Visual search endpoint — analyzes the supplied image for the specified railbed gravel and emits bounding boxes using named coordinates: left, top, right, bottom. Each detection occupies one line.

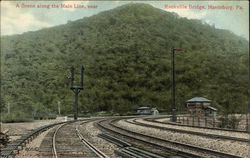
left=1, top=119, right=64, bottom=142
left=117, top=119, right=249, bottom=158
left=2, top=118, right=120, bottom=158
left=138, top=117, right=250, bottom=139
left=78, top=120, right=121, bottom=158
left=15, top=126, right=57, bottom=158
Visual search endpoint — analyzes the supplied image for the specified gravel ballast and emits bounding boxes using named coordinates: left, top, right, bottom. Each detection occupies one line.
left=117, top=119, right=249, bottom=158
left=139, top=117, right=250, bottom=139
left=79, top=120, right=122, bottom=158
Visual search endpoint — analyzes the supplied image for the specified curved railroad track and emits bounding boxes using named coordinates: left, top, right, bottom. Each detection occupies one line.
left=96, top=117, right=242, bottom=158
left=146, top=116, right=248, bottom=133
left=125, top=118, right=250, bottom=143
left=51, top=119, right=109, bottom=158
left=0, top=121, right=69, bottom=158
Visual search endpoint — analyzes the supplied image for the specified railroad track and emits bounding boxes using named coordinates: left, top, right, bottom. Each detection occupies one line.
left=97, top=117, right=242, bottom=158
left=99, top=133, right=166, bottom=158
left=75, top=125, right=108, bottom=158
left=97, top=118, right=183, bottom=158
left=0, top=121, right=73, bottom=158
left=125, top=118, right=250, bottom=143
left=51, top=119, right=109, bottom=158
left=145, top=116, right=248, bottom=133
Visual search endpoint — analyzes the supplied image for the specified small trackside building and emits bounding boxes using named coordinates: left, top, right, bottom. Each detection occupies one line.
left=137, top=107, right=152, bottom=115
left=136, top=106, right=159, bottom=115
left=186, top=97, right=217, bottom=117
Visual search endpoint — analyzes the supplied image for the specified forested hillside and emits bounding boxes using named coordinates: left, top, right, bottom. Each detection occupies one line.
left=1, top=3, right=249, bottom=121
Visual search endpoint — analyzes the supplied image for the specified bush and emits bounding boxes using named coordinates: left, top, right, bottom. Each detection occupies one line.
left=218, top=115, right=240, bottom=129
left=48, top=113, right=57, bottom=120
left=1, top=111, right=33, bottom=123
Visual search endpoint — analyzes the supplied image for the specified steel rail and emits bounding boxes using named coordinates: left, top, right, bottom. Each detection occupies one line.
left=0, top=121, right=67, bottom=158
left=113, top=118, right=242, bottom=158
left=52, top=119, right=108, bottom=158
left=126, top=118, right=250, bottom=143
left=52, top=123, right=66, bottom=158
left=76, top=125, right=109, bottom=158
left=98, top=118, right=241, bottom=158
left=97, top=119, right=202, bottom=158
left=99, top=133, right=166, bottom=158
left=145, top=116, right=248, bottom=133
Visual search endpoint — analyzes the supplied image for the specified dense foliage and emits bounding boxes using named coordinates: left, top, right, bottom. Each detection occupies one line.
left=1, top=4, right=249, bottom=121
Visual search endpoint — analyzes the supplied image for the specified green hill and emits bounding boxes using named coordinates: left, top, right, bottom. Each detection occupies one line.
left=1, top=3, right=249, bottom=120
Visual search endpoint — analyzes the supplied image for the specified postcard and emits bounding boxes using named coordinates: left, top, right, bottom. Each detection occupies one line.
left=1, top=1, right=249, bottom=158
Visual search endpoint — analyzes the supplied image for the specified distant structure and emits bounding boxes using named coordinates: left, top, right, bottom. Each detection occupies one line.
left=136, top=106, right=159, bottom=115
left=186, top=97, right=217, bottom=117
left=151, top=107, right=159, bottom=116
left=137, top=107, right=151, bottom=115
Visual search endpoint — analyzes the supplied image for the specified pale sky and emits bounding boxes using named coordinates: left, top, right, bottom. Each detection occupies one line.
left=1, top=1, right=249, bottom=40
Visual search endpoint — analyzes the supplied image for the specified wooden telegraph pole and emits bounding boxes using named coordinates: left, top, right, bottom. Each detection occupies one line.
left=171, top=48, right=182, bottom=122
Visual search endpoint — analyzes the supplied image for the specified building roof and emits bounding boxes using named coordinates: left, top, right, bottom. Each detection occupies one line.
left=137, top=106, right=151, bottom=110
left=206, top=106, right=217, bottom=111
left=186, top=97, right=211, bottom=103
